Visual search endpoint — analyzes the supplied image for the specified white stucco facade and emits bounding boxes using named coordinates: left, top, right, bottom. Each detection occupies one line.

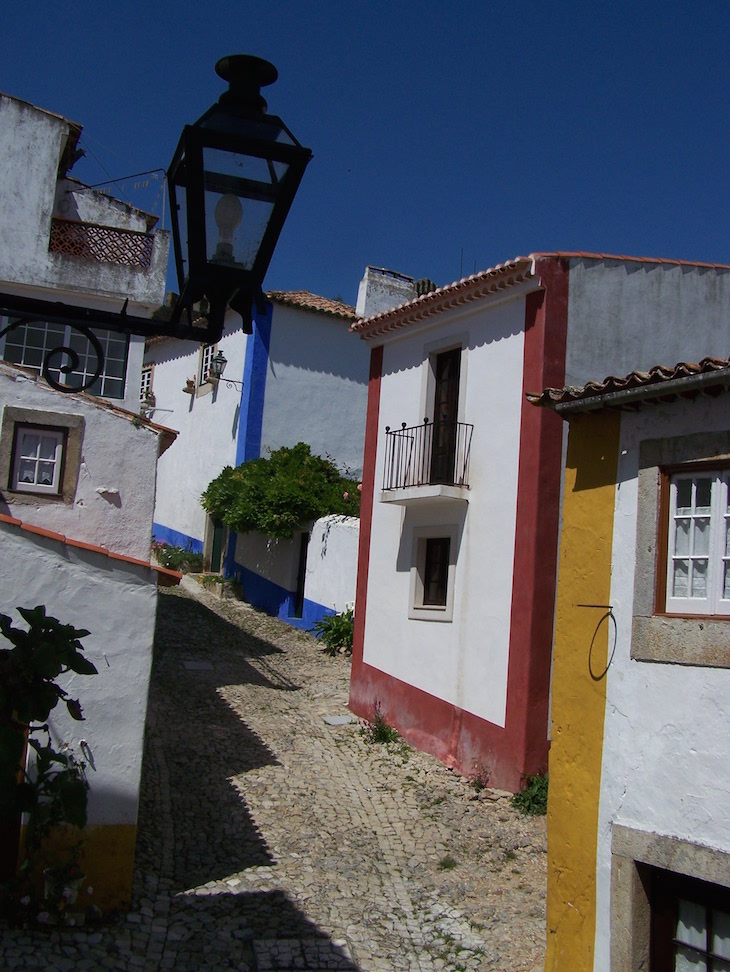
left=147, top=294, right=369, bottom=557
left=592, top=394, right=730, bottom=968
left=362, top=289, right=529, bottom=725
left=0, top=92, right=169, bottom=413
left=565, top=257, right=730, bottom=385
left=0, top=364, right=164, bottom=560
left=0, top=524, right=158, bottom=828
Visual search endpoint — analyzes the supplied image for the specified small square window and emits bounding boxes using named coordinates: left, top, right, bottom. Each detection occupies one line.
left=409, top=524, right=458, bottom=622
left=11, top=425, right=65, bottom=494
left=199, top=344, right=216, bottom=385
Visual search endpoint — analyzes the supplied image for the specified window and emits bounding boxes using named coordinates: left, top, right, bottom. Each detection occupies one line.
left=1, top=320, right=128, bottom=399
left=199, top=344, right=216, bottom=385
left=611, top=825, right=730, bottom=972
left=423, top=537, right=450, bottom=606
left=665, top=471, right=730, bottom=616
left=11, top=426, right=65, bottom=494
left=0, top=407, right=84, bottom=505
left=650, top=871, right=730, bottom=970
left=632, top=432, right=730, bottom=667
left=140, top=364, right=153, bottom=404
left=409, top=524, right=458, bottom=621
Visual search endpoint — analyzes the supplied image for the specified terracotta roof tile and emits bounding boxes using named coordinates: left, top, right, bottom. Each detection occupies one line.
left=0, top=513, right=181, bottom=587
left=350, top=258, right=535, bottom=339
left=267, top=291, right=357, bottom=320
left=528, top=357, right=730, bottom=412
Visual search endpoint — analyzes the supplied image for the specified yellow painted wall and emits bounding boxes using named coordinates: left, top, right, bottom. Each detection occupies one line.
left=545, top=410, right=620, bottom=971
left=23, top=823, right=137, bottom=913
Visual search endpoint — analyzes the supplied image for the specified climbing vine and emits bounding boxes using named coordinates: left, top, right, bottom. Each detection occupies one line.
left=201, top=442, right=360, bottom=541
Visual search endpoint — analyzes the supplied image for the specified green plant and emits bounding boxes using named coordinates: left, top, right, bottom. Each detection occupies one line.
left=311, top=607, right=354, bottom=656
left=511, top=772, right=548, bottom=816
left=0, top=607, right=96, bottom=915
left=359, top=701, right=400, bottom=745
left=201, top=442, right=361, bottom=541
left=438, top=855, right=458, bottom=870
left=151, top=540, right=205, bottom=573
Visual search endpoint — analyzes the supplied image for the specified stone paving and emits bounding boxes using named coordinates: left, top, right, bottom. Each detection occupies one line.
left=0, top=580, right=547, bottom=971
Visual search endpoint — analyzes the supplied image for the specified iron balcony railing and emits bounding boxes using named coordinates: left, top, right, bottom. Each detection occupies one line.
left=49, top=217, right=154, bottom=270
left=383, top=419, right=473, bottom=491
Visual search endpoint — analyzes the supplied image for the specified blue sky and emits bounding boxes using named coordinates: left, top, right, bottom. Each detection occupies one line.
left=3, top=1, right=728, bottom=304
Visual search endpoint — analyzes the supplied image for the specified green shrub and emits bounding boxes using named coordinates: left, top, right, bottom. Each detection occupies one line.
left=511, top=773, right=548, bottom=816
left=201, top=442, right=360, bottom=541
left=311, top=608, right=354, bottom=656
left=151, top=540, right=205, bottom=573
left=360, top=701, right=400, bottom=745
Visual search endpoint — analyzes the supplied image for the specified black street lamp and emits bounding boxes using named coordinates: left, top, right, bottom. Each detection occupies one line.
left=0, top=54, right=311, bottom=391
left=167, top=55, right=313, bottom=341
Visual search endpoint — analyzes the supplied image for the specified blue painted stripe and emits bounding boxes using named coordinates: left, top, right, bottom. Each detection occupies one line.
left=236, top=302, right=272, bottom=466
left=231, top=562, right=336, bottom=631
left=152, top=523, right=203, bottom=553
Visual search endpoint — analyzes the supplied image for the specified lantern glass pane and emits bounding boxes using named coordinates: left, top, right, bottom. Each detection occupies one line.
left=170, top=171, right=189, bottom=284
left=203, top=146, right=287, bottom=270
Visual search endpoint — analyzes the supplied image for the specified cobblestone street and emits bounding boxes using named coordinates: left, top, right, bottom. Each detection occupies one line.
left=0, top=580, right=546, bottom=971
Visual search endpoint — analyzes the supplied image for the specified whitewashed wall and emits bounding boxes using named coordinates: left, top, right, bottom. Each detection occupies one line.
left=362, top=292, right=527, bottom=726
left=0, top=94, right=168, bottom=308
left=0, top=366, right=161, bottom=560
left=0, top=523, right=157, bottom=828
left=147, top=322, right=248, bottom=547
left=566, top=258, right=730, bottom=385
left=262, top=302, right=369, bottom=477
left=304, top=515, right=359, bottom=612
left=592, top=394, right=730, bottom=968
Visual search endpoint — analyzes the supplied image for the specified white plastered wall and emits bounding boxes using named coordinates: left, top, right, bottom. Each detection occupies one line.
left=147, top=322, right=248, bottom=544
left=0, top=367, right=160, bottom=560
left=362, top=293, right=526, bottom=725
left=593, top=394, right=730, bottom=968
left=261, top=303, right=369, bottom=477
left=304, top=514, right=359, bottom=612
left=0, top=524, right=157, bottom=827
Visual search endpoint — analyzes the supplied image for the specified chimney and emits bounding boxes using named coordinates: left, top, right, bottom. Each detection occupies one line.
left=355, top=266, right=417, bottom=319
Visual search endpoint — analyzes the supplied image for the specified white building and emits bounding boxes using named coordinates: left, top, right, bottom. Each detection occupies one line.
left=534, top=355, right=730, bottom=970
left=0, top=91, right=174, bottom=910
left=0, top=91, right=169, bottom=410
left=0, top=363, right=179, bottom=911
left=349, top=252, right=730, bottom=792
left=145, top=288, right=373, bottom=626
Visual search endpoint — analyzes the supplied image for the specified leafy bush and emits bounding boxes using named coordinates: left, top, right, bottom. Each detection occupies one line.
left=311, top=608, right=354, bottom=656
left=151, top=540, right=205, bottom=573
left=201, top=442, right=360, bottom=541
left=0, top=606, right=96, bottom=895
left=359, top=701, right=400, bottom=745
left=511, top=773, right=548, bottom=816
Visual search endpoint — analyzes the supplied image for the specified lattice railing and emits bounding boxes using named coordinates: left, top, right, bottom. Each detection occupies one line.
left=49, top=217, right=154, bottom=269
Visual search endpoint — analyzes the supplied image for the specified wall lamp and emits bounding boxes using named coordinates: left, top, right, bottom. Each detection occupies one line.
left=0, top=55, right=311, bottom=393
left=207, top=350, right=243, bottom=390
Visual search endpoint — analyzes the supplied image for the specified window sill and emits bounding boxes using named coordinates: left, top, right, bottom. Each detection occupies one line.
left=632, top=613, right=730, bottom=667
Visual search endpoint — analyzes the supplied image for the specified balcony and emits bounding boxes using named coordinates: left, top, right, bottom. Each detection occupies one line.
left=381, top=419, right=473, bottom=504
left=49, top=217, right=154, bottom=270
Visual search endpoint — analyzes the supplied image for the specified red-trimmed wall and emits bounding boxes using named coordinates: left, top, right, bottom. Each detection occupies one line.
left=350, top=260, right=569, bottom=790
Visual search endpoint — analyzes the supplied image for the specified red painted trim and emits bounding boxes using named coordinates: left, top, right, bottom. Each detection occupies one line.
left=0, top=514, right=181, bottom=585
left=350, top=345, right=383, bottom=681
left=349, top=260, right=570, bottom=790
left=503, top=258, right=569, bottom=776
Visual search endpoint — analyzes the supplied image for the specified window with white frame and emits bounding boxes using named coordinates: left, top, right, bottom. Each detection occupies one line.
left=10, top=425, right=65, bottom=494
left=0, top=407, right=84, bottom=505
left=409, top=523, right=459, bottom=622
left=199, top=343, right=216, bottom=385
left=665, top=470, right=730, bottom=616
left=1, top=320, right=129, bottom=399
left=140, top=364, right=153, bottom=404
